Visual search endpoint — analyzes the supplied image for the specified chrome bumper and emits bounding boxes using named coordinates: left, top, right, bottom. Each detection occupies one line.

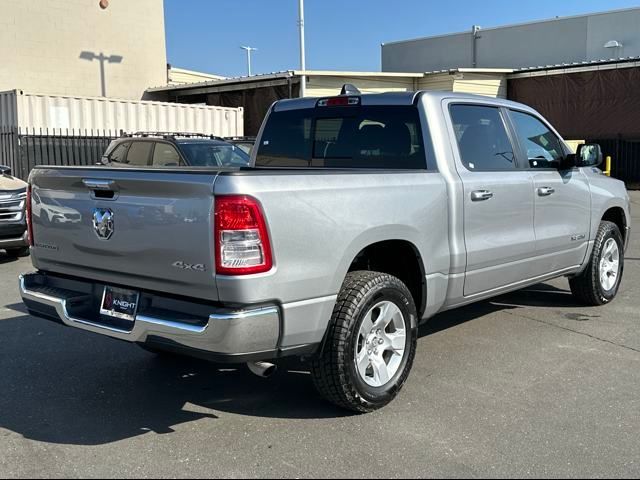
left=19, top=273, right=280, bottom=358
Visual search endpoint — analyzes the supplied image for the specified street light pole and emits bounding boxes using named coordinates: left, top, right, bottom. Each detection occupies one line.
left=79, top=51, right=123, bottom=97
left=240, top=46, right=257, bottom=77
left=298, top=0, right=306, bottom=97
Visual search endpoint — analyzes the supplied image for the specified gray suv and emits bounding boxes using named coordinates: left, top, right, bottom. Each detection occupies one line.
left=0, top=165, right=29, bottom=257
left=102, top=132, right=251, bottom=168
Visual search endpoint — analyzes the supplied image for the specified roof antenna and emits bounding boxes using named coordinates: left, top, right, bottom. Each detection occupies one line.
left=341, top=84, right=361, bottom=95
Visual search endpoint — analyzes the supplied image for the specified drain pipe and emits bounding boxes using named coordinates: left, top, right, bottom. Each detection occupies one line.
left=471, top=25, right=482, bottom=68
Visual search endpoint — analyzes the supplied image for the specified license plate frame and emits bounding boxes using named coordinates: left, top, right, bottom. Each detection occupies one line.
left=99, top=286, right=140, bottom=323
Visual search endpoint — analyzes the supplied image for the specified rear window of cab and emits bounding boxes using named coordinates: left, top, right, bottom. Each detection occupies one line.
left=255, top=106, right=430, bottom=170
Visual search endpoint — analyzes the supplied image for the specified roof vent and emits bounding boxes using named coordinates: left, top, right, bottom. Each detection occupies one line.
left=340, top=84, right=361, bottom=95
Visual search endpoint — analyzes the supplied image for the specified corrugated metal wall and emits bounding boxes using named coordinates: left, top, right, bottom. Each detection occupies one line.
left=0, top=90, right=244, bottom=137
left=382, top=8, right=640, bottom=73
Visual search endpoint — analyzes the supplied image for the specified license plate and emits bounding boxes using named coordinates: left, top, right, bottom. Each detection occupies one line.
left=100, top=286, right=140, bottom=322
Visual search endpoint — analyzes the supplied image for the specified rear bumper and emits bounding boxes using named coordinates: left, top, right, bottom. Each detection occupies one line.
left=19, top=272, right=313, bottom=363
left=0, top=226, right=28, bottom=249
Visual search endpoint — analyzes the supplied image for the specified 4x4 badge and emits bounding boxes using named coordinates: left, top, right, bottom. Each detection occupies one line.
left=92, top=208, right=114, bottom=240
left=172, top=261, right=206, bottom=272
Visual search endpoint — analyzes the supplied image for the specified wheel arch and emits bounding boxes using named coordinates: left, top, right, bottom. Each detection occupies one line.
left=601, top=206, right=628, bottom=244
left=344, top=238, right=427, bottom=319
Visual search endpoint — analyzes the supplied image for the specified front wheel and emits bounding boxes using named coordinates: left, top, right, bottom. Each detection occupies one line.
left=311, top=271, right=418, bottom=413
left=569, top=221, right=624, bottom=306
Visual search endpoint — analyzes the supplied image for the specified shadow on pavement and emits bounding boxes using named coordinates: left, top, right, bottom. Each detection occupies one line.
left=0, top=282, right=581, bottom=446
left=420, top=283, right=581, bottom=337
left=0, top=252, right=20, bottom=266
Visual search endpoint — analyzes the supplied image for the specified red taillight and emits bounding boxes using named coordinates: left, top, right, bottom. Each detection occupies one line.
left=26, top=185, right=34, bottom=247
left=317, top=96, right=361, bottom=107
left=214, top=195, right=273, bottom=275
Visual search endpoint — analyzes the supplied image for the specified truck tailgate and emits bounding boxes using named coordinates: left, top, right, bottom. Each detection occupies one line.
left=29, top=167, right=220, bottom=301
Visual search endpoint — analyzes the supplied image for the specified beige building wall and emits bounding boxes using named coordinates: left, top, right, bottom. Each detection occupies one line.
left=168, top=67, right=226, bottom=86
left=418, top=72, right=508, bottom=97
left=0, top=0, right=167, bottom=100
left=304, top=72, right=421, bottom=97
left=418, top=73, right=455, bottom=91
left=453, top=72, right=508, bottom=98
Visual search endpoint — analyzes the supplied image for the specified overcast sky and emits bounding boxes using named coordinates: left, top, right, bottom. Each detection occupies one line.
left=164, top=0, right=640, bottom=77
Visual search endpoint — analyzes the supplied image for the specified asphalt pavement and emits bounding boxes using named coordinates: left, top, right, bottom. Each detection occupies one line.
left=0, top=193, right=639, bottom=478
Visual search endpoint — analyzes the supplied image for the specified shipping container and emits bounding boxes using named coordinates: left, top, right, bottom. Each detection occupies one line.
left=0, top=90, right=244, bottom=137
left=0, top=90, right=244, bottom=179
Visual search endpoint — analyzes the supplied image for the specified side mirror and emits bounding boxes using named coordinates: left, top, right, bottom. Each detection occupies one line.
left=576, top=143, right=603, bottom=167
left=0, top=165, right=11, bottom=176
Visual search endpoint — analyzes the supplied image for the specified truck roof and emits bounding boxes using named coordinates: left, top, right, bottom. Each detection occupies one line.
left=273, top=90, right=534, bottom=112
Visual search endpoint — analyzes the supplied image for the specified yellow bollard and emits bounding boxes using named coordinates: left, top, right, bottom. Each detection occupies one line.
left=604, top=156, right=612, bottom=177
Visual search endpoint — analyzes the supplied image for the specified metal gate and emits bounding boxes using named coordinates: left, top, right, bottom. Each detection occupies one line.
left=589, top=138, right=640, bottom=187
left=0, top=128, right=118, bottom=180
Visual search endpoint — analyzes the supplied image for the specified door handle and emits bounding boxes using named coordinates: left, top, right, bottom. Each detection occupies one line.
left=471, top=190, right=494, bottom=202
left=82, top=179, right=116, bottom=191
left=537, top=186, right=555, bottom=197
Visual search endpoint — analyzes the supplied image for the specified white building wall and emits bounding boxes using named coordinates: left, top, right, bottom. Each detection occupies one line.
left=0, top=0, right=167, bottom=100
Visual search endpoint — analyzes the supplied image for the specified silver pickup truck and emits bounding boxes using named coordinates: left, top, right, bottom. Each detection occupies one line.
left=20, top=89, right=631, bottom=413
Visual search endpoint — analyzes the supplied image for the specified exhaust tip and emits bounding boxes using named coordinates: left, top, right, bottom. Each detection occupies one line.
left=247, top=361, right=277, bottom=378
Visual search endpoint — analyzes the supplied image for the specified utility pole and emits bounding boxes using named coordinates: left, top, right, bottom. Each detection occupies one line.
left=298, top=0, right=306, bottom=97
left=240, top=46, right=257, bottom=77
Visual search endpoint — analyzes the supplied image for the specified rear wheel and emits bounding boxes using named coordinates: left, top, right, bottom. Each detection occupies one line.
left=311, top=271, right=418, bottom=413
left=570, top=221, right=624, bottom=306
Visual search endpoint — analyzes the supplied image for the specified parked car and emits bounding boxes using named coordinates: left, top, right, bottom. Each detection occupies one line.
left=20, top=88, right=630, bottom=413
left=101, top=132, right=251, bottom=168
left=0, top=165, right=29, bottom=257
left=225, top=136, right=256, bottom=155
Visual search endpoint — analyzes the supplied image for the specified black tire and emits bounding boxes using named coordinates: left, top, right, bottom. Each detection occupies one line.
left=569, top=221, right=624, bottom=306
left=311, top=271, right=418, bottom=413
left=5, top=247, right=30, bottom=258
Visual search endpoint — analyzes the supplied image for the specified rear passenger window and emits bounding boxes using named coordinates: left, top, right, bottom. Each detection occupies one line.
left=450, top=105, right=516, bottom=171
left=153, top=143, right=182, bottom=167
left=509, top=111, right=564, bottom=169
left=126, top=142, right=153, bottom=166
